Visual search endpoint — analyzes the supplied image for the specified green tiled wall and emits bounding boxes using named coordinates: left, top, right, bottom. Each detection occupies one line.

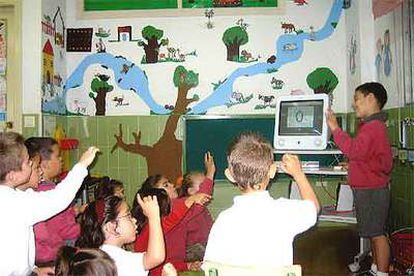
left=42, top=107, right=413, bottom=227
left=42, top=114, right=347, bottom=219
left=22, top=114, right=40, bottom=138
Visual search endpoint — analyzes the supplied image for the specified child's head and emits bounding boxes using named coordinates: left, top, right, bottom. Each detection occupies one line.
left=225, top=132, right=276, bottom=192
left=132, top=188, right=171, bottom=234
left=0, top=132, right=32, bottom=187
left=94, top=177, right=125, bottom=200
left=178, top=172, right=205, bottom=197
left=141, top=174, right=178, bottom=199
left=55, top=246, right=116, bottom=276
left=26, top=137, right=62, bottom=180
left=19, top=138, right=43, bottom=190
left=76, top=196, right=137, bottom=248
left=353, top=82, right=388, bottom=118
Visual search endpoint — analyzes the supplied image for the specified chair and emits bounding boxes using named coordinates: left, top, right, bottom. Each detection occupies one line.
left=202, top=260, right=302, bottom=276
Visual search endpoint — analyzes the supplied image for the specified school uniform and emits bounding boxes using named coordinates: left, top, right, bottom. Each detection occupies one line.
left=0, top=164, right=87, bottom=275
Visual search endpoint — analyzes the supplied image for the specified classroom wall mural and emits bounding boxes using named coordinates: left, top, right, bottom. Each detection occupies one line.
left=43, top=0, right=346, bottom=117
left=41, top=0, right=67, bottom=113
left=41, top=0, right=347, bottom=179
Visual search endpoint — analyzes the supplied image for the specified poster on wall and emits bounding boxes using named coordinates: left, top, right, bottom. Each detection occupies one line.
left=183, top=0, right=278, bottom=8
left=84, top=0, right=178, bottom=11
left=0, top=20, right=7, bottom=76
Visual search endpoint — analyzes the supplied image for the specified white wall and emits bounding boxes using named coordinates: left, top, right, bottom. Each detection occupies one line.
left=22, top=0, right=42, bottom=114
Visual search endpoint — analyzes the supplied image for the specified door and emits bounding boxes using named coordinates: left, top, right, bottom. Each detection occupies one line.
left=0, top=3, right=22, bottom=132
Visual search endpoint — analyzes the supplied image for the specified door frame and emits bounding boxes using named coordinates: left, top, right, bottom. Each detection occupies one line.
left=0, top=0, right=22, bottom=132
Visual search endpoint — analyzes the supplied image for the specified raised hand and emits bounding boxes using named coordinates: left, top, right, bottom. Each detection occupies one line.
left=204, top=151, right=216, bottom=179
left=137, top=195, right=160, bottom=220
left=186, top=192, right=211, bottom=207
left=280, top=154, right=303, bottom=178
left=326, top=109, right=339, bottom=132
left=79, top=147, right=100, bottom=167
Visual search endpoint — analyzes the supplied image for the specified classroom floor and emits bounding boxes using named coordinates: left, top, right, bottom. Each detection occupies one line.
left=294, top=225, right=370, bottom=276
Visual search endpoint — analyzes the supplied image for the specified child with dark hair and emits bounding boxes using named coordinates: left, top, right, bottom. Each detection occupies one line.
left=176, top=153, right=215, bottom=262
left=26, top=137, right=83, bottom=268
left=327, top=82, right=393, bottom=276
left=0, top=132, right=98, bottom=275
left=94, top=177, right=125, bottom=200
left=76, top=195, right=165, bottom=276
left=55, top=246, right=117, bottom=276
left=133, top=176, right=210, bottom=275
left=204, top=133, right=319, bottom=267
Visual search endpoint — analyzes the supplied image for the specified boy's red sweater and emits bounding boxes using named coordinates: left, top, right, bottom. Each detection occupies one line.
left=134, top=178, right=214, bottom=275
left=332, top=116, right=393, bottom=189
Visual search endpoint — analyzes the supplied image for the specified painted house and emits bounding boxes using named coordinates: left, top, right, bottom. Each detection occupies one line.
left=42, top=39, right=54, bottom=85
left=118, top=26, right=132, bottom=41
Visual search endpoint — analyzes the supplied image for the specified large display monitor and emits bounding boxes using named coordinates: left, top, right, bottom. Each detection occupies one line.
left=274, top=94, right=330, bottom=150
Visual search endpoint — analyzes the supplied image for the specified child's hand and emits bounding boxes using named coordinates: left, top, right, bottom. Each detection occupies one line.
left=162, top=263, right=178, bottom=276
left=73, top=203, right=88, bottom=216
left=137, top=195, right=160, bottom=220
left=204, top=151, right=216, bottom=179
left=79, top=147, right=100, bottom=167
left=326, top=109, right=340, bottom=132
left=187, top=261, right=202, bottom=271
left=280, top=154, right=303, bottom=178
left=186, top=193, right=211, bottom=207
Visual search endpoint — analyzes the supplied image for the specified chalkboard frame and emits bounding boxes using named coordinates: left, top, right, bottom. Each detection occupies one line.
left=182, top=114, right=276, bottom=180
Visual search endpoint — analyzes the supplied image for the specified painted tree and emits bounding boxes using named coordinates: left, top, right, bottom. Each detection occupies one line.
left=90, top=74, right=114, bottom=116
left=113, top=66, right=199, bottom=181
left=222, top=26, right=249, bottom=61
left=306, top=67, right=339, bottom=95
left=138, top=25, right=169, bottom=64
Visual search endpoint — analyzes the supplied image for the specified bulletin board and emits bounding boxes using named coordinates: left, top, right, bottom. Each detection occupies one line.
left=84, top=0, right=178, bottom=11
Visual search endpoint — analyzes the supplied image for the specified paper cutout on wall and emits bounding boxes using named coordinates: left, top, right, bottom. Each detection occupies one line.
left=43, top=40, right=54, bottom=85
left=53, top=7, right=65, bottom=48
left=112, top=66, right=200, bottom=181
left=383, top=29, right=391, bottom=76
left=95, top=38, right=106, bottom=53
left=0, top=21, right=6, bottom=76
left=89, top=74, right=114, bottom=115
left=349, top=34, right=357, bottom=75
left=205, top=9, right=214, bottom=29
left=95, top=27, right=111, bottom=38
left=137, top=26, right=169, bottom=64
left=255, top=94, right=276, bottom=110
left=225, top=92, right=253, bottom=108
left=292, top=0, right=308, bottom=6
left=183, top=0, right=278, bottom=8
left=306, top=67, right=339, bottom=95
left=271, top=77, right=284, bottom=90
left=109, top=26, right=140, bottom=42
left=223, top=21, right=257, bottom=62
left=375, top=38, right=383, bottom=81
left=66, top=28, right=93, bottom=52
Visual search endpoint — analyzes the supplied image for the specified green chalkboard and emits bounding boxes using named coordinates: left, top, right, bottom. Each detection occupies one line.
left=183, top=115, right=343, bottom=180
left=183, top=115, right=275, bottom=180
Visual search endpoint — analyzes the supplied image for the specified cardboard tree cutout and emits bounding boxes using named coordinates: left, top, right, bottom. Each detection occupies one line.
left=113, top=66, right=199, bottom=181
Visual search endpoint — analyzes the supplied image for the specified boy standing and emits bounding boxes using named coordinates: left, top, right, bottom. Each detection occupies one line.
left=204, top=132, right=319, bottom=267
left=327, top=82, right=393, bottom=276
left=0, top=132, right=98, bottom=275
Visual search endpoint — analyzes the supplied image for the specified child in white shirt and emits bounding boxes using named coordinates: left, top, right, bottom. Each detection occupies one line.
left=0, top=132, right=98, bottom=275
left=204, top=132, right=320, bottom=267
left=76, top=195, right=165, bottom=276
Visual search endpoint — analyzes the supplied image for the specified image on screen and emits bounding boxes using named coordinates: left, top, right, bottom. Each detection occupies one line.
left=279, top=100, right=324, bottom=136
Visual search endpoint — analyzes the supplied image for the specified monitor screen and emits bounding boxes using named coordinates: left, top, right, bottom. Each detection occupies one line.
left=279, top=100, right=324, bottom=136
